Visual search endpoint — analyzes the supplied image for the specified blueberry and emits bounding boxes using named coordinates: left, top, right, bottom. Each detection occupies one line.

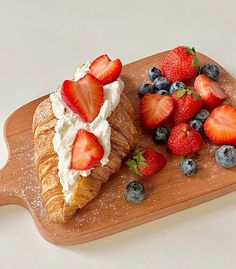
left=169, top=81, right=186, bottom=95
left=180, top=159, right=198, bottom=176
left=148, top=67, right=162, bottom=81
left=154, top=76, right=170, bottom=91
left=125, top=181, right=145, bottom=203
left=153, top=127, right=169, bottom=144
left=195, top=109, right=210, bottom=122
left=189, top=119, right=203, bottom=132
left=200, top=64, right=220, bottom=81
left=215, top=145, right=236, bottom=168
left=138, top=83, right=155, bottom=98
left=156, top=90, right=170, bottom=96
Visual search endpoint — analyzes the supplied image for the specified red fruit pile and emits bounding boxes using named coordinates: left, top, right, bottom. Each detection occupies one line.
left=134, top=45, right=236, bottom=178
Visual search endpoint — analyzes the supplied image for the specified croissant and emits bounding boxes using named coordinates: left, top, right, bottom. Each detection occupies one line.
left=32, top=91, right=138, bottom=223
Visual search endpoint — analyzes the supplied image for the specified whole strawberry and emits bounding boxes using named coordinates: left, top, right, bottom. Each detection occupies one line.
left=160, top=46, right=199, bottom=82
left=172, top=88, right=202, bottom=125
left=168, top=123, right=203, bottom=156
left=126, top=147, right=167, bottom=177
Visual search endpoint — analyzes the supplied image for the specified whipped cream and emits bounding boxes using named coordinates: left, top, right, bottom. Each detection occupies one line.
left=50, top=61, right=124, bottom=202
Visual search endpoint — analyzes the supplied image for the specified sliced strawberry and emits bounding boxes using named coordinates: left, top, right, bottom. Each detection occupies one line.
left=194, top=74, right=227, bottom=108
left=71, top=129, right=104, bottom=170
left=90, top=54, right=122, bottom=85
left=139, top=93, right=175, bottom=130
left=204, top=105, right=236, bottom=146
left=61, top=73, right=104, bottom=123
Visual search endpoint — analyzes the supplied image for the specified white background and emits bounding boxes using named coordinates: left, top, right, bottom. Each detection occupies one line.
left=1, top=0, right=236, bottom=268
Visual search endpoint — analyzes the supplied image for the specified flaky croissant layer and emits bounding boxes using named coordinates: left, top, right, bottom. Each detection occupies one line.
left=32, top=92, right=138, bottom=223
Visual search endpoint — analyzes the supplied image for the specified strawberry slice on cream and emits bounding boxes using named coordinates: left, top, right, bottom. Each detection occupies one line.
left=90, top=54, right=122, bottom=85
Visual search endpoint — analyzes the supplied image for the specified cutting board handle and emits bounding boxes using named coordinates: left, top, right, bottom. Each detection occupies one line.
left=0, top=163, right=22, bottom=205
left=0, top=114, right=25, bottom=206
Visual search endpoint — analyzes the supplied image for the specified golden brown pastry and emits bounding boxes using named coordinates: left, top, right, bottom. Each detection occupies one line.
left=32, top=91, right=137, bottom=223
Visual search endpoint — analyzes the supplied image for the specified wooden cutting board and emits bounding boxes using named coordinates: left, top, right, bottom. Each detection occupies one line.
left=0, top=51, right=236, bottom=245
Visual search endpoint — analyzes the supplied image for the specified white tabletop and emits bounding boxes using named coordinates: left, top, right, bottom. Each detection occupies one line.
left=1, top=1, right=236, bottom=268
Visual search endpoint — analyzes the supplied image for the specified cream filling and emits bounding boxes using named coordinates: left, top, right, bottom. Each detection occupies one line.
left=50, top=62, right=124, bottom=202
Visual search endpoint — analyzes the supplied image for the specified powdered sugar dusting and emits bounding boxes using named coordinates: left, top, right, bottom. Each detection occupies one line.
left=2, top=127, right=48, bottom=220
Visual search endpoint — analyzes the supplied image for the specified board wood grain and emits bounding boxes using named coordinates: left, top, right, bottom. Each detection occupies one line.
left=0, top=51, right=236, bottom=245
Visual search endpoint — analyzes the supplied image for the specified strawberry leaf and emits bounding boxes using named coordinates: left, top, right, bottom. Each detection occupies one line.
left=176, top=88, right=187, bottom=98
left=193, top=92, right=200, bottom=100
left=126, top=147, right=147, bottom=176
left=126, top=159, right=143, bottom=176
left=135, top=169, right=143, bottom=176
left=191, top=47, right=196, bottom=53
left=186, top=89, right=194, bottom=94
left=137, top=155, right=145, bottom=162
left=186, top=47, right=195, bottom=55
left=138, top=161, right=147, bottom=167
left=134, top=148, right=141, bottom=156
left=186, top=89, right=200, bottom=100
left=133, top=148, right=144, bottom=163
left=126, top=159, right=137, bottom=168
left=192, top=54, right=199, bottom=67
